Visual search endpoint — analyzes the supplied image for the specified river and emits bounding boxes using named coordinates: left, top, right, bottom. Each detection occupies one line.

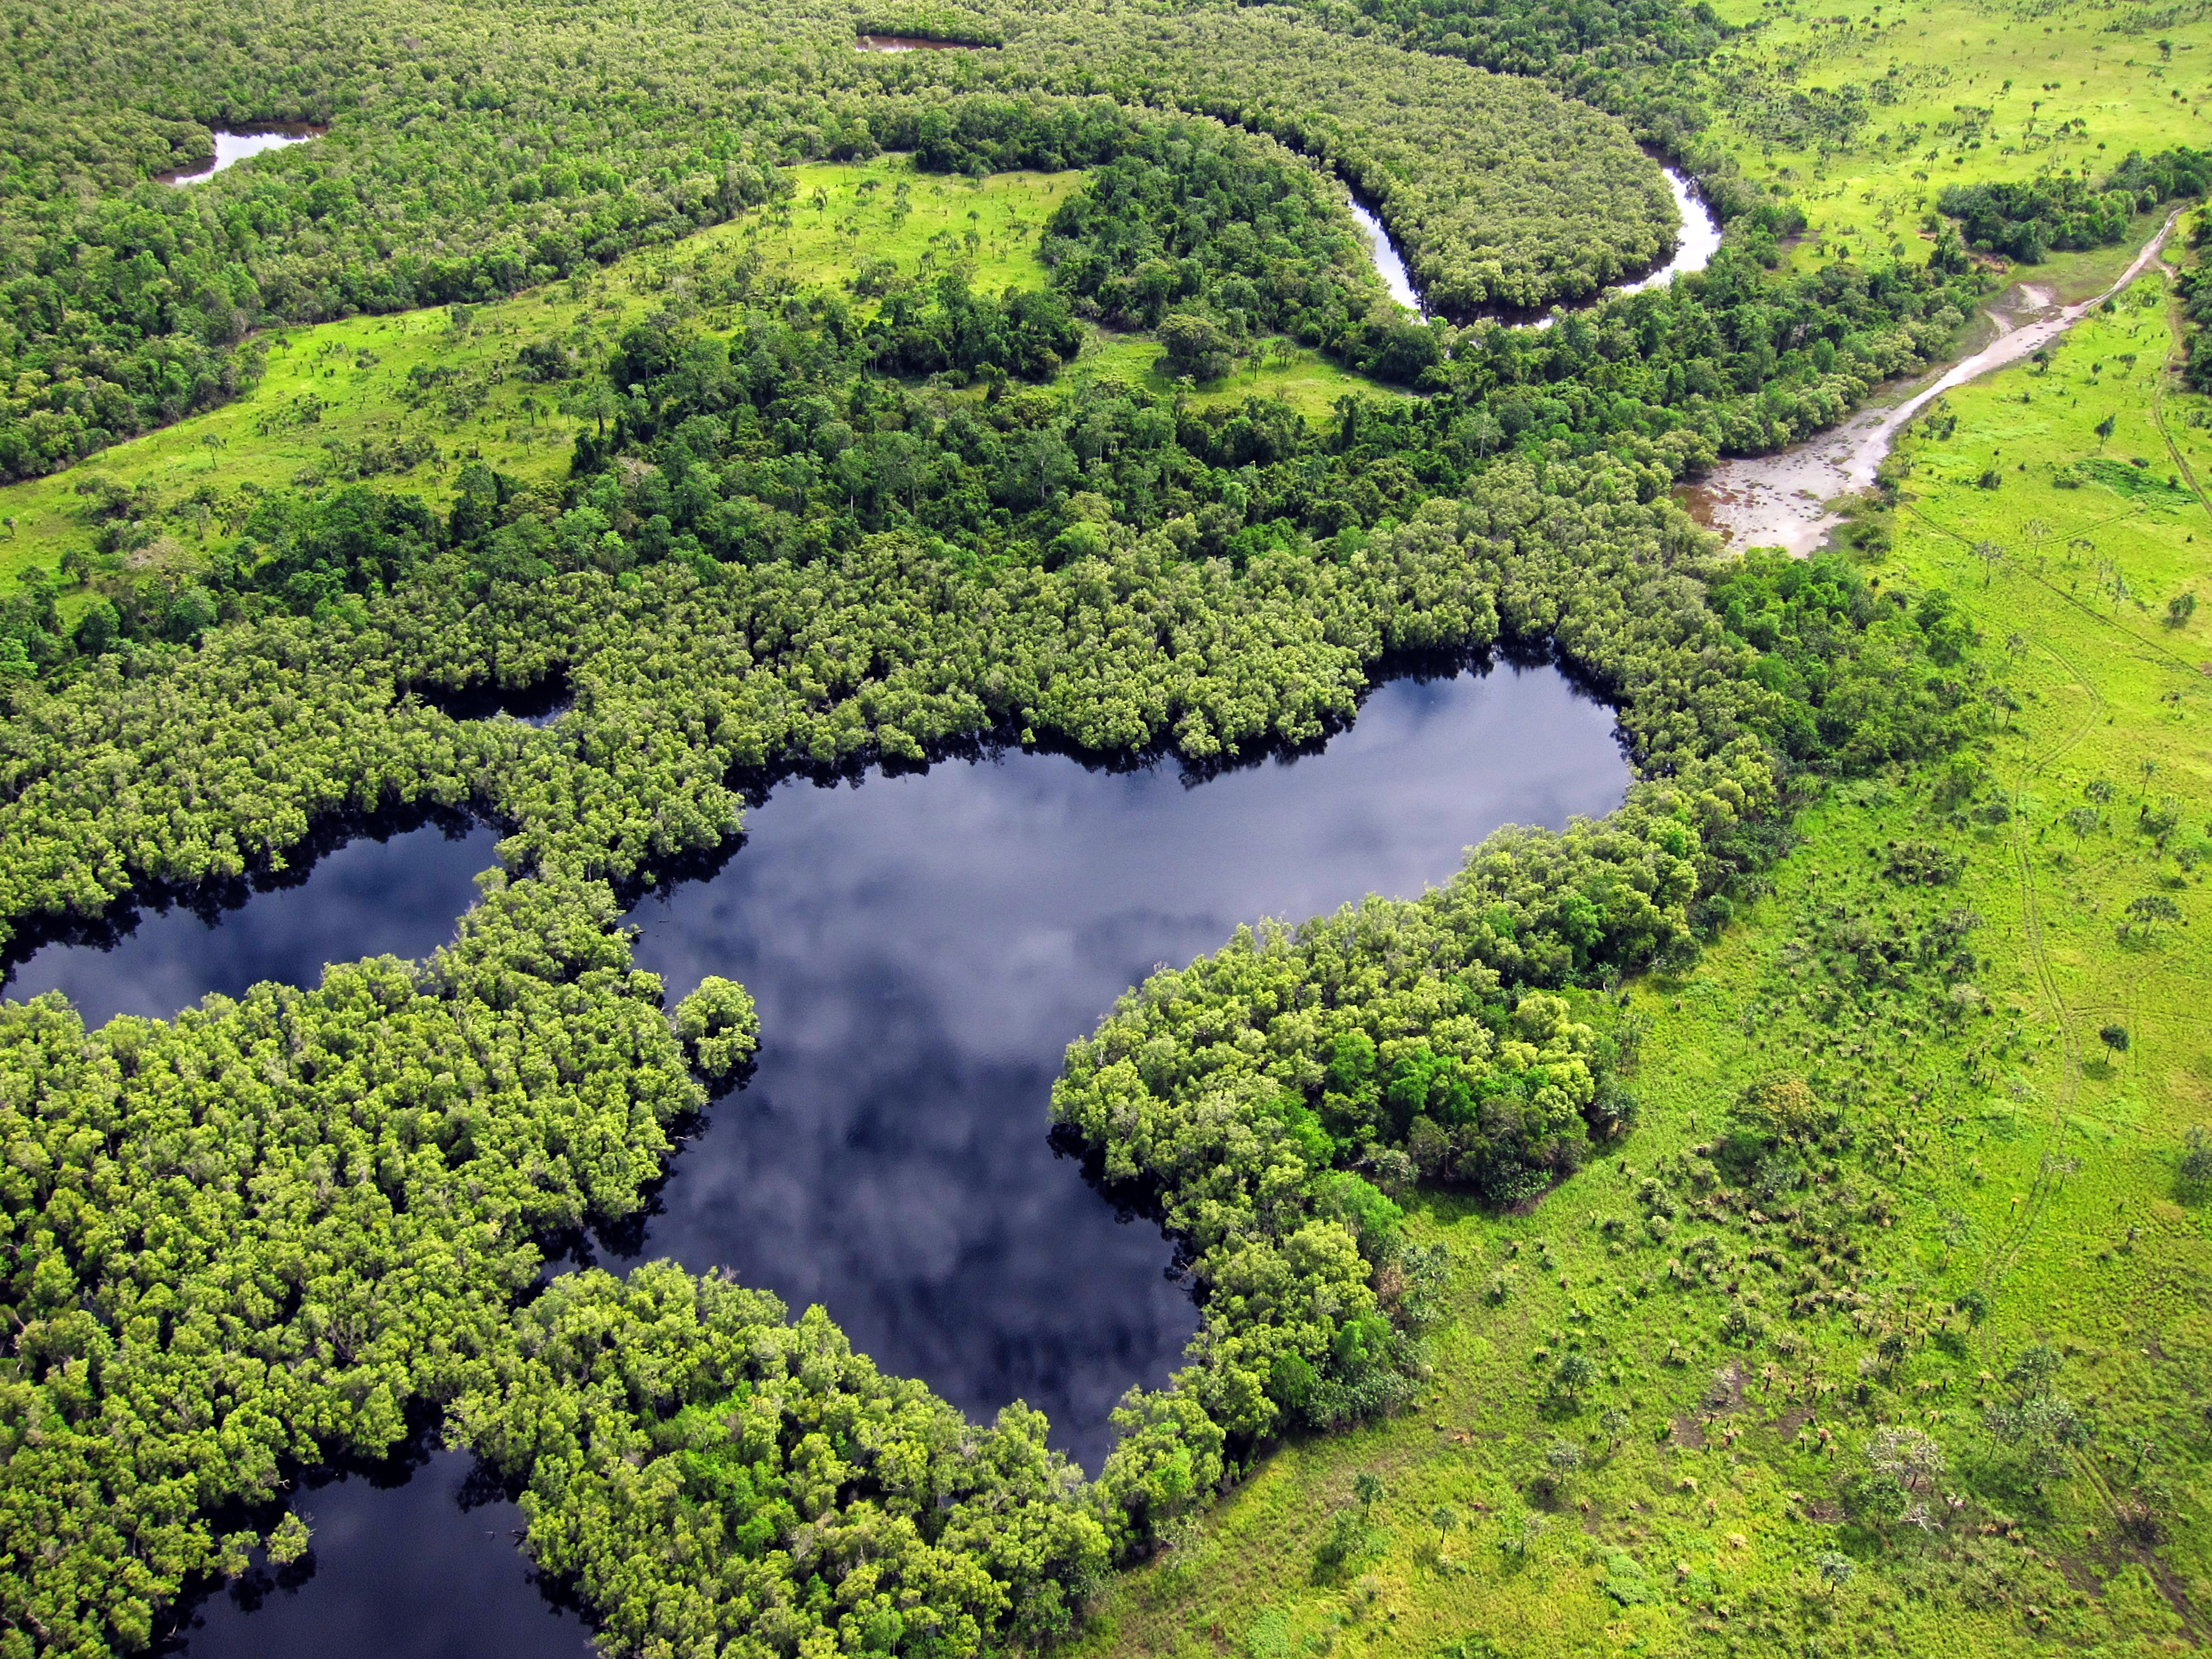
left=1687, top=210, right=2184, bottom=555
left=161, top=127, right=321, bottom=186
left=1352, top=163, right=1722, bottom=322
left=8, top=661, right=1629, bottom=1657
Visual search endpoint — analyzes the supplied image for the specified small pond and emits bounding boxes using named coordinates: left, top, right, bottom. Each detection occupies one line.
left=4, top=813, right=498, bottom=1026
left=162, top=127, right=321, bottom=186
left=8, top=662, right=1628, bottom=1657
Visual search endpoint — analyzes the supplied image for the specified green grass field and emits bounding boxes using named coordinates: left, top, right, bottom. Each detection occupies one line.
left=1070, top=33, right=2212, bottom=1658
left=1702, top=0, right=2212, bottom=273
left=1079, top=331, right=1397, bottom=418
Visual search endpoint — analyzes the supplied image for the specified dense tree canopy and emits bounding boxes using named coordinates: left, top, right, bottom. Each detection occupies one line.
left=0, top=873, right=711, bottom=1654
left=0, top=0, right=2027, bottom=1650
left=1936, top=149, right=2212, bottom=265
left=0, top=0, right=1675, bottom=481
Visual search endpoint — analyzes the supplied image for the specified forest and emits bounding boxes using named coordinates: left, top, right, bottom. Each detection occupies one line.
left=0, top=0, right=2207, bottom=1654
left=0, top=0, right=1678, bottom=484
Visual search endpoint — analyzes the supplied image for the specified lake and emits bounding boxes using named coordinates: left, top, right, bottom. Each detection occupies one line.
left=10, top=661, right=1629, bottom=1657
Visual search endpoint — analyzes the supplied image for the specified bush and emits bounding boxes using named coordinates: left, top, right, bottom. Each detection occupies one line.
left=674, top=976, right=760, bottom=1079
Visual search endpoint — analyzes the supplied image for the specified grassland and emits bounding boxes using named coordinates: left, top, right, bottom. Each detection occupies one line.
left=1700, top=0, right=2212, bottom=273
left=1071, top=22, right=2212, bottom=1659
left=1080, top=332, right=1404, bottom=418
left=0, top=153, right=1387, bottom=597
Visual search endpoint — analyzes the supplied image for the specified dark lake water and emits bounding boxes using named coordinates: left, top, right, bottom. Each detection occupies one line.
left=9, top=662, right=1629, bottom=1658
left=4, top=815, right=500, bottom=1027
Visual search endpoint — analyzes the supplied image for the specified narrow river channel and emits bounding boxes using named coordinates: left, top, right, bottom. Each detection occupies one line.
left=161, top=127, right=321, bottom=186
left=1352, top=162, right=1721, bottom=320
left=4, top=661, right=1629, bottom=1658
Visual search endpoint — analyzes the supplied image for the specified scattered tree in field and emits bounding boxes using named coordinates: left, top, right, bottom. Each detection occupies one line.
left=2180, top=1125, right=2212, bottom=1190
left=1549, top=1351, right=1597, bottom=1407
left=1600, top=1408, right=1632, bottom=1455
left=2122, top=893, right=2182, bottom=939
left=1430, top=1504, right=1462, bottom=1553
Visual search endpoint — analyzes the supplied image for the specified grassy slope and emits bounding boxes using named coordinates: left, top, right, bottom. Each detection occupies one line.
left=1081, top=19, right=2212, bottom=1659
left=1083, top=294, right=2212, bottom=1659
left=0, top=153, right=1387, bottom=594
left=1702, top=0, right=2212, bottom=273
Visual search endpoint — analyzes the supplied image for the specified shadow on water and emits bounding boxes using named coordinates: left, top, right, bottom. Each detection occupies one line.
left=411, top=668, right=575, bottom=728
left=611, top=659, right=1629, bottom=1474
left=16, top=659, right=1631, bottom=1657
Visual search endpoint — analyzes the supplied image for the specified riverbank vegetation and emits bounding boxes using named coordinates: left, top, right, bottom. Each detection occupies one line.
left=0, top=0, right=2207, bottom=1654
left=0, top=0, right=1675, bottom=484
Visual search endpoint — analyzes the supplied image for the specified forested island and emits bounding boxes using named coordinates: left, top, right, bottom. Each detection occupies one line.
left=0, top=0, right=2207, bottom=1655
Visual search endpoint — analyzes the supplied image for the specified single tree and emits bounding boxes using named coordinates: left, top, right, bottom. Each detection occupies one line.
left=1430, top=1504, right=1461, bottom=1554
left=2122, top=893, right=2181, bottom=938
left=1550, top=1350, right=1596, bottom=1406
left=2180, top=1125, right=2212, bottom=1189
left=1599, top=1408, right=1631, bottom=1456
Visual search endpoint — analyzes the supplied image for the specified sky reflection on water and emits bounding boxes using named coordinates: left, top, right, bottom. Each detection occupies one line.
left=10, top=663, right=1627, bottom=1657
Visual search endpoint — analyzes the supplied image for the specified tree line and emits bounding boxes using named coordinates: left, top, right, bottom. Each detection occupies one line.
left=1937, top=146, right=2212, bottom=264
left=0, top=0, right=1679, bottom=482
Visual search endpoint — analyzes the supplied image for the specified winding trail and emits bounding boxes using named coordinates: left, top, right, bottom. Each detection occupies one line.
left=1695, top=210, right=2185, bottom=555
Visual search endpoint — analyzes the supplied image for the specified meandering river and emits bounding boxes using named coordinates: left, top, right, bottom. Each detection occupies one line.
left=161, top=127, right=321, bottom=186
left=1352, top=163, right=1722, bottom=322
left=7, top=661, right=1629, bottom=1656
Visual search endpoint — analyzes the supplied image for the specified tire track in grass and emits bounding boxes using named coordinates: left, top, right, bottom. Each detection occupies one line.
left=2150, top=261, right=2212, bottom=529
left=1888, top=505, right=2103, bottom=1288
left=1906, top=248, right=2205, bottom=1635
left=1978, top=626, right=2103, bottom=1296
